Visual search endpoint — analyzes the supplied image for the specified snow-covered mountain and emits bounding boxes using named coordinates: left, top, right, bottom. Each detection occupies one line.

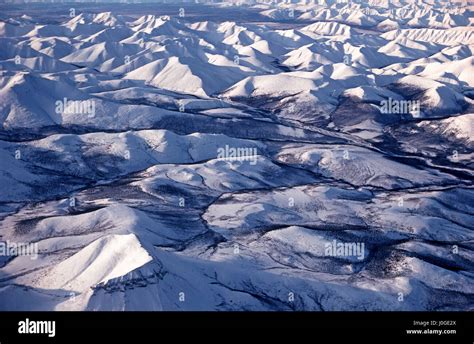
left=0, top=1, right=473, bottom=311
